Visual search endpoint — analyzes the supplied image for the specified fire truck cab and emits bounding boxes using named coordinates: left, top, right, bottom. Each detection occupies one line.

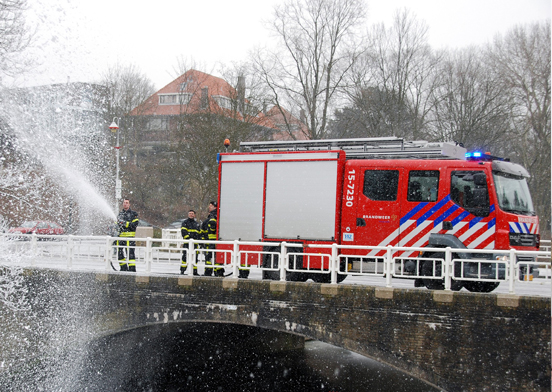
left=216, top=137, right=539, bottom=292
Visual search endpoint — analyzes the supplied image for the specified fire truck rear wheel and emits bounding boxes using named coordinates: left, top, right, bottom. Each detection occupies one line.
left=311, top=271, right=347, bottom=283
left=261, top=246, right=305, bottom=281
left=262, top=247, right=281, bottom=280
left=463, top=281, right=499, bottom=293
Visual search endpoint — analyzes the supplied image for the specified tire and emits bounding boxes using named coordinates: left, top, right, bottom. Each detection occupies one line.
left=261, top=246, right=305, bottom=281
left=421, top=258, right=445, bottom=290
left=286, top=247, right=305, bottom=281
left=337, top=260, right=348, bottom=283
left=311, top=273, right=331, bottom=283
left=262, top=247, right=280, bottom=280
left=463, top=281, right=500, bottom=293
left=420, top=252, right=463, bottom=291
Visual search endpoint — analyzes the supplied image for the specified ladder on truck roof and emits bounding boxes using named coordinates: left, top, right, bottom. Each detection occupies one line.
left=239, top=137, right=467, bottom=160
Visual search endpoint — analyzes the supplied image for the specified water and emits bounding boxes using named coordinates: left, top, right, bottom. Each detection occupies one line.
left=0, top=85, right=116, bottom=232
left=70, top=323, right=439, bottom=392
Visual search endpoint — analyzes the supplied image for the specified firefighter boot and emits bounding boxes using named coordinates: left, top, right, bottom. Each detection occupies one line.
left=128, top=265, right=136, bottom=272
left=119, top=263, right=128, bottom=272
left=214, top=268, right=225, bottom=277
left=180, top=266, right=186, bottom=275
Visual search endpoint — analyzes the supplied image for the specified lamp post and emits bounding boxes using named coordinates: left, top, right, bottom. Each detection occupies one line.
left=109, top=118, right=121, bottom=213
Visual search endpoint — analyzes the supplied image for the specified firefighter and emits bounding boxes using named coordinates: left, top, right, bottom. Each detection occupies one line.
left=117, top=198, right=139, bottom=272
left=181, top=210, right=201, bottom=275
left=201, top=201, right=225, bottom=277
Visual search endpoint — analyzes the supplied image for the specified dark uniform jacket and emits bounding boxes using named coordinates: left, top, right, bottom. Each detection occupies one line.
left=181, top=218, right=201, bottom=240
left=117, top=209, right=139, bottom=238
left=201, top=210, right=217, bottom=241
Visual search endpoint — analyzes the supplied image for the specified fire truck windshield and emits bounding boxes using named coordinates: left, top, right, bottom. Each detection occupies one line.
left=493, top=171, right=535, bottom=216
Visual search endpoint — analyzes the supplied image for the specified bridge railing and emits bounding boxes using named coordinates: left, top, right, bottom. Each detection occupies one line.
left=1, top=233, right=549, bottom=294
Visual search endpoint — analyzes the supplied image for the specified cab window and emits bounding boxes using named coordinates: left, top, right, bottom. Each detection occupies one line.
left=407, top=170, right=439, bottom=202
left=363, top=170, right=399, bottom=201
left=450, top=171, right=490, bottom=217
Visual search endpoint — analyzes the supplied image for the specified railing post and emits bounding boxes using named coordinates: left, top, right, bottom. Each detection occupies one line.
left=146, top=237, right=152, bottom=272
left=187, top=240, right=194, bottom=276
left=232, top=240, right=240, bottom=278
left=279, top=242, right=287, bottom=282
left=161, top=229, right=167, bottom=248
left=330, top=243, right=338, bottom=284
left=385, top=245, right=393, bottom=287
left=67, top=235, right=74, bottom=269
left=444, top=247, right=452, bottom=291
left=509, top=248, right=517, bottom=294
left=31, top=233, right=37, bottom=266
left=105, top=236, right=112, bottom=271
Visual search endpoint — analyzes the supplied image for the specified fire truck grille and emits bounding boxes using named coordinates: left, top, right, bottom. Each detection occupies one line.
left=509, top=233, right=538, bottom=247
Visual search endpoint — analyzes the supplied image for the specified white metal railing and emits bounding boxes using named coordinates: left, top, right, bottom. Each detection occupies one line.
left=539, top=239, right=551, bottom=253
left=1, top=233, right=550, bottom=295
left=161, top=229, right=180, bottom=248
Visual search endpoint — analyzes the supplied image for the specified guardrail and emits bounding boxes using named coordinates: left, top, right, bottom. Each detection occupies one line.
left=1, top=233, right=549, bottom=294
left=540, top=239, right=551, bottom=252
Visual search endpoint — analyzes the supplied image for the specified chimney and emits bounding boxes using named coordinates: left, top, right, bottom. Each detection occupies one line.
left=237, top=75, right=245, bottom=114
left=201, top=86, right=209, bottom=109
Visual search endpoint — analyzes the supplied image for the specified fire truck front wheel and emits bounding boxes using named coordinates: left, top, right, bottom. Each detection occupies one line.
left=420, top=253, right=463, bottom=291
left=463, top=281, right=500, bottom=293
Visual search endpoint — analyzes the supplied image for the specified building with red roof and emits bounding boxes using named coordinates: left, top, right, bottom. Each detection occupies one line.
left=129, top=69, right=308, bottom=145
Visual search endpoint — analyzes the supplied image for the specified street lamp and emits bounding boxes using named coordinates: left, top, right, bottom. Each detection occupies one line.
left=109, top=118, right=121, bottom=212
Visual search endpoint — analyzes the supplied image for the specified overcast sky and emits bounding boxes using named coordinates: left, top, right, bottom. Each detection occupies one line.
left=12, top=0, right=551, bottom=90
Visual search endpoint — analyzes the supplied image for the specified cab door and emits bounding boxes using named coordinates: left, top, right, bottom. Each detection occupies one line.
left=354, top=167, right=403, bottom=255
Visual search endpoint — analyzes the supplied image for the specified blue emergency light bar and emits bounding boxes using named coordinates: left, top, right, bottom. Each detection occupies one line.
left=465, top=151, right=483, bottom=159
left=465, top=151, right=508, bottom=162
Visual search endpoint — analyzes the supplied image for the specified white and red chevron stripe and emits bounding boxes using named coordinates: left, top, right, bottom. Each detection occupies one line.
left=367, top=196, right=496, bottom=257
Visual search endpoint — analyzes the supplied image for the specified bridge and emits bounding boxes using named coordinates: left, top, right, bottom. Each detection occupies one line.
left=0, top=234, right=550, bottom=391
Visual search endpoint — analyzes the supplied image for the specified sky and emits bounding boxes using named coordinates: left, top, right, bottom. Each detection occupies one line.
left=11, top=0, right=551, bottom=90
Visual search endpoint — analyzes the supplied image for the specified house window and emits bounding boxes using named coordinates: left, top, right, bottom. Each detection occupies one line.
left=212, top=95, right=233, bottom=110
left=147, top=118, right=169, bottom=131
left=159, top=93, right=191, bottom=105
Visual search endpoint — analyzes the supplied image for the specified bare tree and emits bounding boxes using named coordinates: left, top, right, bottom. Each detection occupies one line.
left=99, top=63, right=156, bottom=165
left=253, top=0, right=367, bottom=139
left=100, top=63, right=157, bottom=120
left=332, top=9, right=439, bottom=140
left=428, top=47, right=512, bottom=151
left=488, top=21, right=551, bottom=232
left=344, top=9, right=438, bottom=140
left=0, top=0, right=33, bottom=79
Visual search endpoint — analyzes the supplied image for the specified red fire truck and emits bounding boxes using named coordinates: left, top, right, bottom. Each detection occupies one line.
left=216, top=137, right=539, bottom=292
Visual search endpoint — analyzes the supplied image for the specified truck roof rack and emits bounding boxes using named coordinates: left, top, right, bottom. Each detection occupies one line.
left=240, top=137, right=466, bottom=160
